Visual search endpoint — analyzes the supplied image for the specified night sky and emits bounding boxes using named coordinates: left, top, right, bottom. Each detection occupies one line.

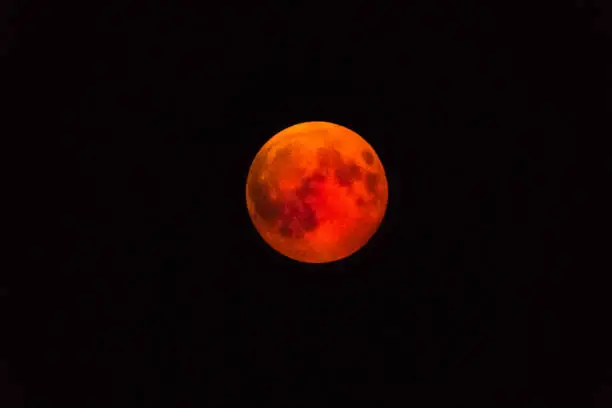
left=7, top=1, right=612, bottom=407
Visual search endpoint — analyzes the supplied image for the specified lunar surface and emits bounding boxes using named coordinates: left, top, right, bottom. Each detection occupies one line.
left=246, top=121, right=388, bottom=263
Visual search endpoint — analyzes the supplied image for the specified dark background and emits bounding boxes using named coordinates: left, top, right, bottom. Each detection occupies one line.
left=6, top=0, right=612, bottom=407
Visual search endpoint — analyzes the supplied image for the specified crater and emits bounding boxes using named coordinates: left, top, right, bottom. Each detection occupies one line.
left=361, top=150, right=374, bottom=166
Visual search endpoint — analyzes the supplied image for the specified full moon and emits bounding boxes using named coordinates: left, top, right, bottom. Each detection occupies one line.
left=246, top=121, right=388, bottom=263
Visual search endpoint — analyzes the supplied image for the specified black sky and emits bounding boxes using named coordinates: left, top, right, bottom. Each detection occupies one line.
left=7, top=1, right=612, bottom=407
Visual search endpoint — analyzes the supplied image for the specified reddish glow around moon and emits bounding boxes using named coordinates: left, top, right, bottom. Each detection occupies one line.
left=246, top=121, right=388, bottom=263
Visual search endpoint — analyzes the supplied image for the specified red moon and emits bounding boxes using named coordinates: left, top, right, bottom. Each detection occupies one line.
left=246, top=121, right=388, bottom=263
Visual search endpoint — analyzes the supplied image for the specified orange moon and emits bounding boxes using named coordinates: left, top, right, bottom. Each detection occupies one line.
left=246, top=121, right=388, bottom=263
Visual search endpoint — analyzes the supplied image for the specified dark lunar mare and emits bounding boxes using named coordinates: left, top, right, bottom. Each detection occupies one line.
left=277, top=172, right=325, bottom=238
left=335, top=162, right=362, bottom=187
left=365, top=172, right=379, bottom=196
left=278, top=199, right=318, bottom=238
left=250, top=146, right=382, bottom=239
left=248, top=179, right=281, bottom=223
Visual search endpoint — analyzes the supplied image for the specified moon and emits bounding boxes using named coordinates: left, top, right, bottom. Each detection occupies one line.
left=246, top=121, right=388, bottom=263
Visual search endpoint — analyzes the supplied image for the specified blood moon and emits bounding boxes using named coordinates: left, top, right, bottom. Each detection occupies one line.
left=246, top=121, right=388, bottom=264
